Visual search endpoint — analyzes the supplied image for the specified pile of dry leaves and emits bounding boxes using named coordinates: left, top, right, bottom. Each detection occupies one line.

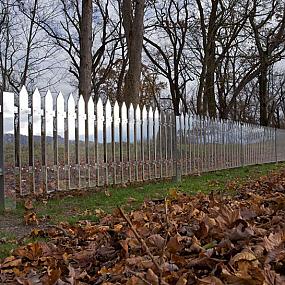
left=1, top=170, right=285, bottom=284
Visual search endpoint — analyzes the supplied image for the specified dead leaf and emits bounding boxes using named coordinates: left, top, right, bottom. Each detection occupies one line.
left=146, top=268, right=159, bottom=285
left=24, top=200, right=34, bottom=211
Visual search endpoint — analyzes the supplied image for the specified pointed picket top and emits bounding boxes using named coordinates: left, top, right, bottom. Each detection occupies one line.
left=56, top=92, right=65, bottom=115
left=86, top=97, right=94, bottom=139
left=114, top=100, right=119, bottom=112
left=32, top=88, right=41, bottom=112
left=129, top=103, right=134, bottom=116
left=96, top=97, right=104, bottom=122
left=180, top=112, right=185, bottom=130
left=142, top=105, right=147, bottom=119
left=135, top=104, right=141, bottom=120
left=68, top=94, right=75, bottom=114
left=154, top=107, right=159, bottom=119
left=121, top=102, right=128, bottom=123
left=179, top=99, right=184, bottom=114
left=87, top=96, right=94, bottom=118
left=105, top=99, right=112, bottom=125
left=77, top=95, right=85, bottom=118
left=19, top=85, right=29, bottom=111
left=32, top=89, right=41, bottom=137
left=45, top=90, right=53, bottom=114
left=186, top=113, right=190, bottom=131
left=114, top=100, right=120, bottom=123
left=106, top=99, right=112, bottom=115
left=148, top=106, right=153, bottom=119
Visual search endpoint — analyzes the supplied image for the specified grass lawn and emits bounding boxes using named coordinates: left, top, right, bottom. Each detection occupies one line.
left=0, top=162, right=285, bottom=259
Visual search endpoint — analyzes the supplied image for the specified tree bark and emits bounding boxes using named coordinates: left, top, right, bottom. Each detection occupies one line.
left=121, top=0, right=145, bottom=106
left=78, top=0, right=92, bottom=165
left=203, top=0, right=218, bottom=118
left=259, top=60, right=269, bottom=126
left=79, top=0, right=93, bottom=103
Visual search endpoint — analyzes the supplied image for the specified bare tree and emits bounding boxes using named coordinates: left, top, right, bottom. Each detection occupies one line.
left=0, top=0, right=59, bottom=92
left=32, top=0, right=120, bottom=101
left=194, top=0, right=250, bottom=117
left=249, top=0, right=285, bottom=126
left=144, top=0, right=194, bottom=115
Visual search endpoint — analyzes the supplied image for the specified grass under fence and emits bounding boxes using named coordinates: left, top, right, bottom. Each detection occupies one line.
left=0, top=161, right=285, bottom=259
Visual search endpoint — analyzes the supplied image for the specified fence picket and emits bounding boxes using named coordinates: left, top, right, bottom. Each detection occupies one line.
left=135, top=104, right=140, bottom=181
left=129, top=104, right=135, bottom=182
left=142, top=105, right=147, bottom=181
left=121, top=102, right=128, bottom=184
left=32, top=89, right=42, bottom=194
left=154, top=108, right=159, bottom=178
left=148, top=107, right=153, bottom=180
left=114, top=101, right=120, bottom=184
left=87, top=96, right=95, bottom=187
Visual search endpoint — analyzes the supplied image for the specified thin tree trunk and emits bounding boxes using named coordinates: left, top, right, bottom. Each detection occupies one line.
left=79, top=0, right=92, bottom=164
left=203, top=0, right=218, bottom=118
left=196, top=63, right=206, bottom=115
left=20, top=0, right=38, bottom=88
left=79, top=0, right=92, bottom=103
left=259, top=61, right=269, bottom=126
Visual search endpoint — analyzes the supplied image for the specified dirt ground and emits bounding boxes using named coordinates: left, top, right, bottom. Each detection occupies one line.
left=0, top=212, right=34, bottom=238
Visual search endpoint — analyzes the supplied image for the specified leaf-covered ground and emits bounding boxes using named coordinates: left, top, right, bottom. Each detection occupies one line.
left=1, top=169, right=285, bottom=284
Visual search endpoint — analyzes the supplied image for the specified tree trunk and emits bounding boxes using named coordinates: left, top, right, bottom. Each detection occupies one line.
left=203, top=0, right=218, bottom=118
left=259, top=61, right=269, bottom=126
left=79, top=0, right=92, bottom=164
left=196, top=63, right=206, bottom=115
left=20, top=0, right=38, bottom=88
left=121, top=0, right=145, bottom=106
left=79, top=0, right=92, bottom=103
left=204, top=51, right=216, bottom=117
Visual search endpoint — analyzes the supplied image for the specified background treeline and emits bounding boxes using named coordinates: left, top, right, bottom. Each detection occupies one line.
left=1, top=0, right=285, bottom=127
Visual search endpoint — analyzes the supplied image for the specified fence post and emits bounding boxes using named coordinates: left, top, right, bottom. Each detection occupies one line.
left=0, top=89, right=4, bottom=212
left=240, top=122, right=244, bottom=167
left=172, top=114, right=181, bottom=182
left=275, top=127, right=278, bottom=163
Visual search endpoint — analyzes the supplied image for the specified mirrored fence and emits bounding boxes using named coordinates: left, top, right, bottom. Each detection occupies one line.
left=1, top=87, right=285, bottom=207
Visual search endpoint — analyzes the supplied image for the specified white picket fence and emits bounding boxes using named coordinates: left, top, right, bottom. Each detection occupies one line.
left=1, top=86, right=285, bottom=206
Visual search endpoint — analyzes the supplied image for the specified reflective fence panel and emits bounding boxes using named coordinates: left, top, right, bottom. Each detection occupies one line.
left=277, top=129, right=285, bottom=162
left=2, top=87, right=285, bottom=205
left=67, top=94, right=78, bottom=189
left=96, top=98, right=104, bottom=186
left=3, top=92, right=15, bottom=208
left=87, top=96, right=96, bottom=187
left=114, top=101, right=121, bottom=184
left=105, top=99, right=112, bottom=185
left=18, top=87, right=29, bottom=195
left=56, top=93, right=66, bottom=190
left=121, top=103, right=128, bottom=184
left=45, top=91, right=55, bottom=192
left=32, top=89, right=42, bottom=194
left=128, top=104, right=135, bottom=182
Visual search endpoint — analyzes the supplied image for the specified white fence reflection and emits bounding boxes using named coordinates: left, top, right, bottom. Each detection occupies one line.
left=1, top=86, right=285, bottom=200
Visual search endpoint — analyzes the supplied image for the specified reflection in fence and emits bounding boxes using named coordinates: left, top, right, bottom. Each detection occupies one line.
left=1, top=86, right=285, bottom=204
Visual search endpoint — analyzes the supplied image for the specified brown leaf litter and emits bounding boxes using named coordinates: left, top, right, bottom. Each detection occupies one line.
left=2, top=169, right=285, bottom=284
